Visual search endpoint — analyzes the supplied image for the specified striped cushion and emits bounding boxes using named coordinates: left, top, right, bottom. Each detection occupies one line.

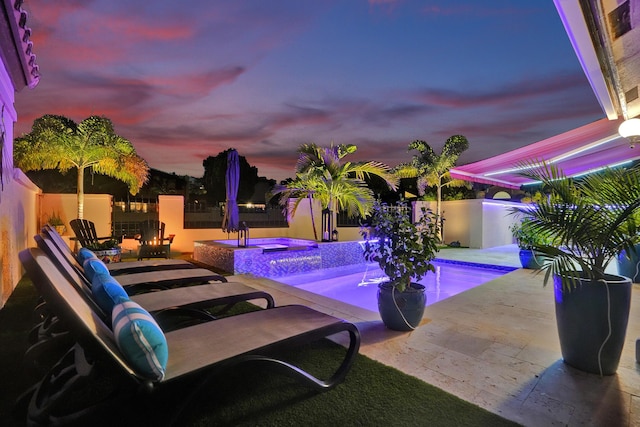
left=112, top=299, right=168, bottom=381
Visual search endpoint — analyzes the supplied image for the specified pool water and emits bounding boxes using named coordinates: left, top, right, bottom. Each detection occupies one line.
left=277, top=260, right=515, bottom=312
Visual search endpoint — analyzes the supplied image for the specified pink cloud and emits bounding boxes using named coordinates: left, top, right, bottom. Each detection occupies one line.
left=146, top=67, right=246, bottom=96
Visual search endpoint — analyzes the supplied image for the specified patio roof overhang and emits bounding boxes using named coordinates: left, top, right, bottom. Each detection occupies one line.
left=449, top=117, right=640, bottom=189
left=450, top=1, right=640, bottom=190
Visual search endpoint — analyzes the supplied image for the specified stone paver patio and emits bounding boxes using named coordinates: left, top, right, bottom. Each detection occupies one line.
left=229, top=245, right=640, bottom=426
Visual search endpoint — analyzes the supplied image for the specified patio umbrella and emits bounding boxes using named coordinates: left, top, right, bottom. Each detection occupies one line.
left=222, top=149, right=240, bottom=234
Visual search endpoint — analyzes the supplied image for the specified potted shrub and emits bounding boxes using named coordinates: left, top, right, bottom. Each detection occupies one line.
left=510, top=217, right=551, bottom=269
left=361, top=201, right=440, bottom=331
left=86, top=239, right=122, bottom=263
left=45, top=211, right=66, bottom=235
left=616, top=210, right=640, bottom=282
left=617, top=243, right=640, bottom=283
left=512, top=162, right=640, bottom=375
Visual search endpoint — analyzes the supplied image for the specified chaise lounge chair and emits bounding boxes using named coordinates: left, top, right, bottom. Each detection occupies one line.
left=28, top=234, right=276, bottom=374
left=41, top=227, right=228, bottom=291
left=44, top=225, right=199, bottom=276
left=35, top=234, right=275, bottom=317
left=18, top=248, right=360, bottom=425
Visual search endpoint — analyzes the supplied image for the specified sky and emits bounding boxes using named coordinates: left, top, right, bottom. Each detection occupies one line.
left=15, top=0, right=605, bottom=182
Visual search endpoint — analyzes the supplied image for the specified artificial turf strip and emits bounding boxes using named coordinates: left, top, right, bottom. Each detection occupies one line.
left=0, top=276, right=42, bottom=425
left=174, top=339, right=521, bottom=427
left=0, top=277, right=521, bottom=427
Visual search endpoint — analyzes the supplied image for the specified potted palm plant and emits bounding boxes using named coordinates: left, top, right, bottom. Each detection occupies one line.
left=512, top=162, right=640, bottom=375
left=361, top=201, right=440, bottom=331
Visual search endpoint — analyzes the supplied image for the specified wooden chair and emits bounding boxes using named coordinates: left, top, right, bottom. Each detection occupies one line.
left=69, top=219, right=119, bottom=250
left=137, top=220, right=175, bottom=260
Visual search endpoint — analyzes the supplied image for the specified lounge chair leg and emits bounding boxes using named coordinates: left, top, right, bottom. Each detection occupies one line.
left=25, top=344, right=131, bottom=426
left=236, top=325, right=361, bottom=390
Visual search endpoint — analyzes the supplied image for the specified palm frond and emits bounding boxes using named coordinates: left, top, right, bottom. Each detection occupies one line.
left=512, top=161, right=640, bottom=288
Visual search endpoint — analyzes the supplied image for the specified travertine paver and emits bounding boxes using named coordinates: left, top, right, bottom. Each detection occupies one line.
left=229, top=249, right=640, bottom=427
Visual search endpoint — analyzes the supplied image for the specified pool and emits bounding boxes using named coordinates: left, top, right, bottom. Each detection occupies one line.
left=276, top=260, right=516, bottom=312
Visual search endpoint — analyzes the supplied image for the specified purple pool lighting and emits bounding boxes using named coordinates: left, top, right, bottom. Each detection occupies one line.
left=277, top=261, right=515, bottom=312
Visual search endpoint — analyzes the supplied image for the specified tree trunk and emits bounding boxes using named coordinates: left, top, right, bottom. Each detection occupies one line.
left=436, top=183, right=442, bottom=241
left=308, top=193, right=318, bottom=241
left=77, top=167, right=85, bottom=219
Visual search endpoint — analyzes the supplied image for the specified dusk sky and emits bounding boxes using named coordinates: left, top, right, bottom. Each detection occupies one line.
left=15, top=0, right=605, bottom=182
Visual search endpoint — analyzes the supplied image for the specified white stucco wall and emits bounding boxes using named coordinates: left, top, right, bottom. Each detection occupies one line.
left=0, top=63, right=40, bottom=307
left=416, top=199, right=521, bottom=249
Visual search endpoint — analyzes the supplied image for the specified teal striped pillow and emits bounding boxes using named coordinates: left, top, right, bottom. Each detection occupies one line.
left=112, top=299, right=168, bottom=381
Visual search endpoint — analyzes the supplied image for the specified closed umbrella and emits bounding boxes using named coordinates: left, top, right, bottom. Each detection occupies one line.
left=221, top=149, right=240, bottom=234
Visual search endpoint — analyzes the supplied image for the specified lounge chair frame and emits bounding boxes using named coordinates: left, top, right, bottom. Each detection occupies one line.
left=44, top=225, right=196, bottom=275
left=28, top=234, right=275, bottom=373
left=40, top=228, right=228, bottom=291
left=18, top=248, right=360, bottom=425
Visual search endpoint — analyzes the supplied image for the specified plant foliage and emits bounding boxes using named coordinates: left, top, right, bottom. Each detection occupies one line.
left=394, top=135, right=470, bottom=239
left=509, top=217, right=556, bottom=250
left=45, top=211, right=64, bottom=226
left=270, top=143, right=398, bottom=240
left=14, top=115, right=149, bottom=218
left=272, top=143, right=398, bottom=217
left=511, top=161, right=640, bottom=290
left=361, top=201, right=440, bottom=292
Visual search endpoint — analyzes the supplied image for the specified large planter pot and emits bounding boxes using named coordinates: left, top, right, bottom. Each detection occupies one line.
left=377, top=282, right=426, bottom=331
left=553, top=273, right=632, bottom=375
left=617, top=244, right=640, bottom=282
left=518, top=249, right=545, bottom=269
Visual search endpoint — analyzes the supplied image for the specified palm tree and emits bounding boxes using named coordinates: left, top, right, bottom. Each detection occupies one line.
left=271, top=143, right=398, bottom=239
left=271, top=172, right=322, bottom=241
left=14, top=115, right=149, bottom=219
left=395, top=135, right=469, bottom=239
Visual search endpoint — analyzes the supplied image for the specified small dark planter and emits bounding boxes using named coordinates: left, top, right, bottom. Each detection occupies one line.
left=554, top=273, right=632, bottom=375
left=377, top=282, right=426, bottom=331
left=518, top=249, right=545, bottom=269
left=617, top=244, right=640, bottom=282
left=92, top=248, right=122, bottom=263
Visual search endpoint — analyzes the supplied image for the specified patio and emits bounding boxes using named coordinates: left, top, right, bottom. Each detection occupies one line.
left=230, top=246, right=640, bottom=426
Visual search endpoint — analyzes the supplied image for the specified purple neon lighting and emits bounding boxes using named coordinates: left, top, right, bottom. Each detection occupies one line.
left=278, top=261, right=512, bottom=312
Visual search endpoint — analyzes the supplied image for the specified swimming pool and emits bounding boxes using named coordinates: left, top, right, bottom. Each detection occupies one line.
left=277, top=260, right=516, bottom=312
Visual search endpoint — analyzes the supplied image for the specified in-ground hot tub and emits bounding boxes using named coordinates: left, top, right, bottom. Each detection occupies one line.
left=193, top=238, right=366, bottom=277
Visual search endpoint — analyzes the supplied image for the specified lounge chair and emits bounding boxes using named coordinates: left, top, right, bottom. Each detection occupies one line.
left=18, top=248, right=360, bottom=425
left=27, top=234, right=275, bottom=374
left=44, top=225, right=196, bottom=275
left=35, top=234, right=274, bottom=314
left=41, top=228, right=228, bottom=291
left=137, top=219, right=174, bottom=260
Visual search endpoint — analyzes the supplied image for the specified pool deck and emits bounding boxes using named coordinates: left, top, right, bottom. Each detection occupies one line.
left=229, top=244, right=640, bottom=426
